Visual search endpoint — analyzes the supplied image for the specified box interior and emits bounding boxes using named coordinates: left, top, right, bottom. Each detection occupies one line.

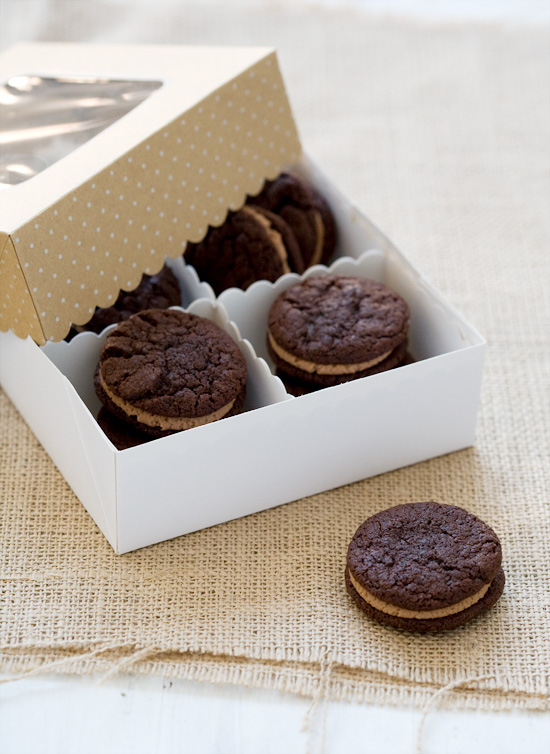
left=41, top=154, right=484, bottom=443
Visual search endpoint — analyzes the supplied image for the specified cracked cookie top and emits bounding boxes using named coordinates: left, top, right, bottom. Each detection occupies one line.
left=347, top=502, right=503, bottom=612
left=268, top=275, right=410, bottom=366
left=98, top=308, right=247, bottom=420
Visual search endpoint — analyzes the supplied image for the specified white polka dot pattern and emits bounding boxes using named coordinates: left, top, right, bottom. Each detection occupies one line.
left=0, top=234, right=43, bottom=342
left=5, top=52, right=301, bottom=343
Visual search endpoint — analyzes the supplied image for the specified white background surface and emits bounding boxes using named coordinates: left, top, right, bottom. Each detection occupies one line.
left=1, top=2, right=549, bottom=753
left=1, top=674, right=550, bottom=754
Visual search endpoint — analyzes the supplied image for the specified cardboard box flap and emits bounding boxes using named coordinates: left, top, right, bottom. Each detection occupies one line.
left=0, top=43, right=302, bottom=343
left=0, top=232, right=44, bottom=342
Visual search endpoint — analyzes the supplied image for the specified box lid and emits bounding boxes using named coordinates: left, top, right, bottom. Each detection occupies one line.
left=0, top=43, right=301, bottom=343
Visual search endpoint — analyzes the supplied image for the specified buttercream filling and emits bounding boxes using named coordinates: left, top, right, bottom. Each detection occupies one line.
left=242, top=206, right=291, bottom=274
left=268, top=331, right=393, bottom=375
left=309, top=210, right=325, bottom=266
left=348, top=571, right=491, bottom=620
left=99, top=373, right=236, bottom=431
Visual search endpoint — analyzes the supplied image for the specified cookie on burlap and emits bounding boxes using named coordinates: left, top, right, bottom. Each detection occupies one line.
left=248, top=171, right=336, bottom=267
left=346, top=502, right=505, bottom=632
left=267, top=274, right=410, bottom=388
left=184, top=205, right=304, bottom=295
left=67, top=264, right=181, bottom=339
left=94, top=309, right=247, bottom=438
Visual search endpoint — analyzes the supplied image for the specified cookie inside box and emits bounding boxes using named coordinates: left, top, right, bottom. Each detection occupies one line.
left=42, top=264, right=291, bottom=447
left=183, top=154, right=473, bottom=369
left=41, top=155, right=478, bottom=452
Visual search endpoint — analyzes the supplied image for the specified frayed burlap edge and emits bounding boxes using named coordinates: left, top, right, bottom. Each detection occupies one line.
left=1, top=646, right=548, bottom=712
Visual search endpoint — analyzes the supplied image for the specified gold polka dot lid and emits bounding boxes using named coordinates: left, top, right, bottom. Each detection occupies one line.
left=0, top=43, right=302, bottom=344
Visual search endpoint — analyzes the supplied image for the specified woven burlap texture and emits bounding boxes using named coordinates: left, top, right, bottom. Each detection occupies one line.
left=1, top=8, right=549, bottom=711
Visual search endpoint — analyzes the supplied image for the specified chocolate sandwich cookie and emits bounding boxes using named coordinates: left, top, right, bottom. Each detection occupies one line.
left=267, top=275, right=410, bottom=388
left=248, top=171, right=336, bottom=267
left=67, top=264, right=181, bottom=339
left=96, top=406, right=152, bottom=450
left=274, top=344, right=408, bottom=396
left=184, top=205, right=304, bottom=295
left=94, top=308, right=247, bottom=438
left=255, top=206, right=305, bottom=276
left=346, top=502, right=505, bottom=632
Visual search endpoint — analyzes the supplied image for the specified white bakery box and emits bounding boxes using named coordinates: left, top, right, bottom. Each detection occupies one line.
left=0, top=43, right=485, bottom=554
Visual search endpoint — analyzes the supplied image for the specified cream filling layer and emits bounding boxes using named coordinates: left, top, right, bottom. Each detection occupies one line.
left=268, top=331, right=392, bottom=376
left=241, top=206, right=291, bottom=274
left=99, top=373, right=236, bottom=431
left=349, top=571, right=490, bottom=620
left=309, top=210, right=325, bottom=267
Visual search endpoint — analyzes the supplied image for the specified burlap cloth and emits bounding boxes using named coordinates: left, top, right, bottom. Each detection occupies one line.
left=1, top=4, right=549, bottom=712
